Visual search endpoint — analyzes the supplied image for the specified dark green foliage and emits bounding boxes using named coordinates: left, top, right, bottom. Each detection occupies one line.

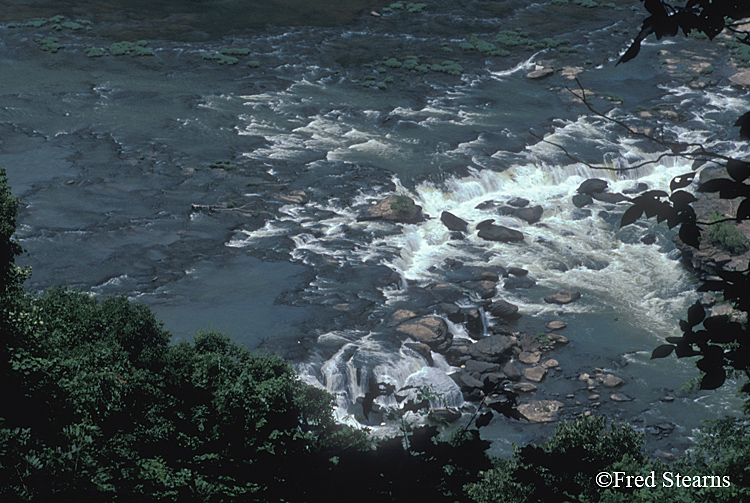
left=466, top=416, right=647, bottom=503
left=708, top=212, right=748, bottom=255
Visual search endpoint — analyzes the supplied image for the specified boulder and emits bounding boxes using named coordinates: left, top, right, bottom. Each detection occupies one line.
left=577, top=178, right=608, bottom=195
left=546, top=320, right=567, bottom=331
left=360, top=195, right=424, bottom=223
left=464, top=359, right=501, bottom=374
left=515, top=205, right=543, bottom=224
left=277, top=189, right=309, bottom=205
left=437, top=302, right=464, bottom=324
left=441, top=211, right=469, bottom=233
left=524, top=366, right=547, bottom=382
left=525, top=67, right=554, bottom=79
left=518, top=400, right=563, bottom=422
left=641, top=233, right=657, bottom=245
left=572, top=193, right=593, bottom=208
left=571, top=208, right=592, bottom=220
left=514, top=382, right=538, bottom=393
left=489, top=299, right=520, bottom=319
left=444, top=340, right=471, bottom=366
left=404, top=342, right=434, bottom=366
left=519, top=333, right=542, bottom=353
left=508, top=197, right=529, bottom=207
left=544, top=291, right=582, bottom=305
left=502, top=362, right=522, bottom=381
left=542, top=358, right=559, bottom=369
left=468, top=334, right=515, bottom=363
left=507, top=267, right=528, bottom=277
left=387, top=309, right=418, bottom=327
left=395, top=316, right=452, bottom=352
left=592, top=192, right=630, bottom=204
left=464, top=280, right=496, bottom=299
left=729, top=70, right=750, bottom=88
left=598, top=374, right=625, bottom=388
left=477, top=223, right=525, bottom=243
left=610, top=393, right=632, bottom=402
left=519, top=351, right=541, bottom=365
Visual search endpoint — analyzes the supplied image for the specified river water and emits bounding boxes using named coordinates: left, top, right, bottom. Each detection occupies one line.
left=2, top=0, right=748, bottom=454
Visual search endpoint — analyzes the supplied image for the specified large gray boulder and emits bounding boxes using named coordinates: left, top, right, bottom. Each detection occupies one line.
left=395, top=316, right=452, bottom=353
left=360, top=195, right=424, bottom=223
left=515, top=205, right=543, bottom=224
left=477, top=222, right=524, bottom=243
left=441, top=211, right=469, bottom=232
left=577, top=178, right=608, bottom=195
left=468, top=335, right=515, bottom=363
left=489, top=299, right=520, bottom=319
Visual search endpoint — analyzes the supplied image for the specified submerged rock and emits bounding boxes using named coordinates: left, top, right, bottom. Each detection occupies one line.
left=544, top=291, right=582, bottom=305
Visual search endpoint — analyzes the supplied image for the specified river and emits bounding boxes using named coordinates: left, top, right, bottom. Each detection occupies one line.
left=1, top=0, right=747, bottom=455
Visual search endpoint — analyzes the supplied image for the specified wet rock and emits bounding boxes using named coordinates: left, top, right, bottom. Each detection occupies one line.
left=503, top=276, right=536, bottom=289
left=395, top=316, right=452, bottom=352
left=515, top=205, right=543, bottom=224
left=404, top=342, right=434, bottom=366
left=588, top=394, right=600, bottom=401
left=641, top=233, right=657, bottom=245
left=508, top=197, right=529, bottom=207
left=458, top=372, right=484, bottom=390
left=571, top=209, right=592, bottom=220
left=542, top=358, right=559, bottom=369
left=547, top=333, right=569, bottom=345
left=507, top=267, right=528, bottom=277
left=475, top=200, right=499, bottom=210
left=426, top=283, right=465, bottom=303
left=729, top=70, right=750, bottom=88
left=464, top=308, right=484, bottom=339
left=660, top=395, right=675, bottom=402
left=524, top=366, right=547, bottom=382
left=441, top=211, right=469, bottom=232
left=525, top=67, right=554, bottom=79
left=468, top=334, right=515, bottom=363
left=489, top=299, right=520, bottom=319
left=519, top=333, right=542, bottom=353
left=360, top=195, right=424, bottom=223
left=444, top=340, right=472, bottom=366
left=610, top=393, right=632, bottom=402
left=477, top=222, right=525, bottom=243
left=544, top=291, right=582, bottom=305
left=464, top=280, right=496, bottom=299
left=599, top=374, right=625, bottom=388
left=482, top=372, right=507, bottom=388
left=519, top=351, right=541, bottom=365
left=572, top=193, right=593, bottom=208
left=592, top=192, right=630, bottom=204
left=577, top=178, right=608, bottom=195
left=514, top=382, right=537, bottom=393
left=429, top=408, right=461, bottom=422
left=464, top=359, right=501, bottom=374
left=277, top=189, right=309, bottom=205
left=546, top=320, right=567, bottom=331
left=437, top=302, right=464, bottom=324
left=387, top=309, right=418, bottom=327
left=518, top=400, right=563, bottom=422
left=502, top=362, right=522, bottom=381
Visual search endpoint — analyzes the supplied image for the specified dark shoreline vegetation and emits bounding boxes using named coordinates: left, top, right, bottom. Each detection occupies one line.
left=3, top=0, right=750, bottom=501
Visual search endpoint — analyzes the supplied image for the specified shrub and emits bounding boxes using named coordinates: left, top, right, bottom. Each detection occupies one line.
left=708, top=212, right=749, bottom=255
